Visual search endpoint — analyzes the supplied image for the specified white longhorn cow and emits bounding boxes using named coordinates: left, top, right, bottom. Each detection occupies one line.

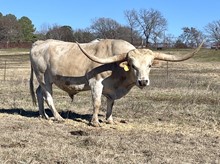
left=29, top=39, right=203, bottom=126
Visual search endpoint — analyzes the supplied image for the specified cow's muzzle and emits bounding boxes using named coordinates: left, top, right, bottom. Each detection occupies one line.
left=137, top=79, right=149, bottom=87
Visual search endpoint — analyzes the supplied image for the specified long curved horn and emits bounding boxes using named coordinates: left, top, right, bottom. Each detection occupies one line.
left=76, top=42, right=127, bottom=64
left=154, top=40, right=204, bottom=62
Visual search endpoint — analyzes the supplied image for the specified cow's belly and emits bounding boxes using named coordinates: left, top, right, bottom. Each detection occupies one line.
left=53, top=75, right=90, bottom=94
left=55, top=82, right=90, bottom=94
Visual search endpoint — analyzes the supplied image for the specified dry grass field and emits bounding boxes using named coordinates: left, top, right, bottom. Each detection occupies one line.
left=0, top=48, right=220, bottom=163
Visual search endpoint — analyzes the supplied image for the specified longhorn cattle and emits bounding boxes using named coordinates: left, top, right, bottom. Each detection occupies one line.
left=30, top=39, right=203, bottom=126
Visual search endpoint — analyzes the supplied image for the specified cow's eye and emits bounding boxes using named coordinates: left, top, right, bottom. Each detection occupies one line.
left=149, top=64, right=152, bottom=68
left=131, top=64, right=136, bottom=69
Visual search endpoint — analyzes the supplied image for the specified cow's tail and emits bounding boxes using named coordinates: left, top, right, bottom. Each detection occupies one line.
left=30, top=65, right=37, bottom=106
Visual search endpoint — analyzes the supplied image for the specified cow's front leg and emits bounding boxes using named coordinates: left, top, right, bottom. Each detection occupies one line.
left=106, top=98, right=115, bottom=124
left=90, top=80, right=103, bottom=127
left=91, top=97, right=102, bottom=127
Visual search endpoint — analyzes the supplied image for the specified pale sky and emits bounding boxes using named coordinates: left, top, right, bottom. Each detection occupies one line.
left=0, top=0, right=219, bottom=37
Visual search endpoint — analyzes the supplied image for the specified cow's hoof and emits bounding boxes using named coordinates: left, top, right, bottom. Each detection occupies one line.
left=39, top=114, right=49, bottom=120
left=89, top=121, right=101, bottom=127
left=106, top=120, right=118, bottom=125
left=51, top=117, right=65, bottom=123
left=106, top=120, right=114, bottom=124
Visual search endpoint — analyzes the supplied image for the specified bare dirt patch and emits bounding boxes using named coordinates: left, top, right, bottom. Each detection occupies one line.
left=0, top=51, right=220, bottom=163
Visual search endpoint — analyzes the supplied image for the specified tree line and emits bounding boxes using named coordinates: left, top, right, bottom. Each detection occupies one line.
left=0, top=9, right=220, bottom=48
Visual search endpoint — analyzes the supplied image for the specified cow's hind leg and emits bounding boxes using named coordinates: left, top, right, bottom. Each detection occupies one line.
left=36, top=85, right=49, bottom=119
left=42, top=83, right=64, bottom=122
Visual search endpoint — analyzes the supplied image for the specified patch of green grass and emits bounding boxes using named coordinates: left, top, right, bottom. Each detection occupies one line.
left=156, top=48, right=220, bottom=62
left=193, top=49, right=220, bottom=62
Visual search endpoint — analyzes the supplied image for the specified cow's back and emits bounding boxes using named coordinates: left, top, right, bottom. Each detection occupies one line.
left=30, top=39, right=136, bottom=77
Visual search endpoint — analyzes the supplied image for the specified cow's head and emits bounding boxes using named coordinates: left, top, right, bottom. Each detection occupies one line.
left=119, top=49, right=154, bottom=87
left=76, top=41, right=204, bottom=88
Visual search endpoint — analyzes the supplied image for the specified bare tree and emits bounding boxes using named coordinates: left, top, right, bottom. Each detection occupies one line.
left=178, top=27, right=204, bottom=47
left=39, top=23, right=51, bottom=35
left=116, top=26, right=141, bottom=45
left=46, top=25, right=74, bottom=41
left=164, top=33, right=176, bottom=48
left=35, top=23, right=51, bottom=40
left=204, top=20, right=220, bottom=43
left=0, top=14, right=20, bottom=43
left=90, top=17, right=121, bottom=39
left=73, top=28, right=96, bottom=43
left=46, top=24, right=62, bottom=40
left=126, top=8, right=167, bottom=47
left=124, top=9, right=138, bottom=44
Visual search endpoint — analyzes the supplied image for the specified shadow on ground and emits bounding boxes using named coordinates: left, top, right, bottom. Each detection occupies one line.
left=0, top=108, right=93, bottom=122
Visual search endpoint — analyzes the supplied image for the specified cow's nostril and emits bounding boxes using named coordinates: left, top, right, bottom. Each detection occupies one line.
left=138, top=80, right=141, bottom=86
left=138, top=80, right=148, bottom=86
left=145, top=80, right=148, bottom=85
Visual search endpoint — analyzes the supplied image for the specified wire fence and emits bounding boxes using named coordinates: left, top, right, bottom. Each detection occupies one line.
left=0, top=54, right=171, bottom=83
left=0, top=54, right=30, bottom=82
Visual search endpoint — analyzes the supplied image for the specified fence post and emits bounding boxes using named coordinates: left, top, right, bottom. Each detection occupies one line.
left=4, top=60, right=6, bottom=81
left=166, top=61, right=169, bottom=81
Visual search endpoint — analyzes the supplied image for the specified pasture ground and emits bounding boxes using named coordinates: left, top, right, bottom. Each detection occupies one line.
left=0, top=49, right=220, bottom=163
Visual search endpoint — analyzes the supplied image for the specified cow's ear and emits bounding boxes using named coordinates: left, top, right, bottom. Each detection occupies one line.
left=119, top=61, right=129, bottom=71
